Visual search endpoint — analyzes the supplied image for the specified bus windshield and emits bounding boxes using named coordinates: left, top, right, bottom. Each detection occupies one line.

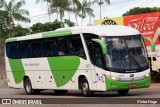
left=103, top=35, right=149, bottom=73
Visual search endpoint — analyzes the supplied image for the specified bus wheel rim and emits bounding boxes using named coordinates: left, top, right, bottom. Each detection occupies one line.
left=82, top=83, right=89, bottom=94
left=26, top=81, right=31, bottom=93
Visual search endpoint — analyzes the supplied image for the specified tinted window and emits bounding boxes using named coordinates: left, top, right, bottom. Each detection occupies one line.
left=70, top=35, right=86, bottom=59
left=6, top=42, right=18, bottom=58
left=32, top=40, right=42, bottom=57
left=19, top=41, right=31, bottom=58
left=6, top=34, right=86, bottom=59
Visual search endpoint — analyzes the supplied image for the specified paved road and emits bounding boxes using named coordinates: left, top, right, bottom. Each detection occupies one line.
left=0, top=83, right=159, bottom=107
left=0, top=83, right=160, bottom=98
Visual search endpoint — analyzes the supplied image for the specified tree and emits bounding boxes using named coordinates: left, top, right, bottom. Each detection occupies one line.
left=80, top=0, right=95, bottom=25
left=96, top=0, right=110, bottom=19
left=36, top=0, right=51, bottom=22
left=64, top=19, right=75, bottom=27
left=50, top=0, right=71, bottom=21
left=11, top=24, right=30, bottom=37
left=0, top=0, right=30, bottom=37
left=30, top=19, right=75, bottom=34
left=68, top=0, right=81, bottom=23
left=123, top=7, right=160, bottom=16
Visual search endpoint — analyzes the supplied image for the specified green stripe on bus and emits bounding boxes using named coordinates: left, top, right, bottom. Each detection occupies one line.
left=6, top=38, right=17, bottom=43
left=42, top=29, right=72, bottom=38
left=105, top=77, right=150, bottom=91
left=47, top=56, right=80, bottom=87
left=8, top=58, right=25, bottom=84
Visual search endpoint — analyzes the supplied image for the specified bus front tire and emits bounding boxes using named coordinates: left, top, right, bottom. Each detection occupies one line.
left=117, top=89, right=129, bottom=96
left=80, top=78, right=93, bottom=97
left=24, top=78, right=40, bottom=95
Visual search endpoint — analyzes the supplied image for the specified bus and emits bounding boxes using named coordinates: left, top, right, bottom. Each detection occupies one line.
left=5, top=25, right=155, bottom=97
left=94, top=12, right=160, bottom=81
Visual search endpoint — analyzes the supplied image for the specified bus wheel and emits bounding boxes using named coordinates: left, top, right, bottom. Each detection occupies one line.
left=24, top=78, right=36, bottom=95
left=54, top=90, right=68, bottom=95
left=117, top=90, right=129, bottom=96
left=80, top=78, right=92, bottom=97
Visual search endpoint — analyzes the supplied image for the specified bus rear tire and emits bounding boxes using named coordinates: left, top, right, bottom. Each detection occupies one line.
left=80, top=78, right=93, bottom=97
left=117, top=89, right=129, bottom=96
left=24, top=78, right=37, bottom=95
left=54, top=90, right=68, bottom=95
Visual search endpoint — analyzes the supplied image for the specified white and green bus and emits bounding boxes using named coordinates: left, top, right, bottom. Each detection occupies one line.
left=5, top=25, right=155, bottom=96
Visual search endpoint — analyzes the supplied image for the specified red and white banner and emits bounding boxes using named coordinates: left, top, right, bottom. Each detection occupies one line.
left=123, top=12, right=160, bottom=46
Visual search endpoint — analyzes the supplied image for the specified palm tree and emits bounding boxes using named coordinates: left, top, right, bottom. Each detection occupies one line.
left=72, top=0, right=95, bottom=26
left=36, top=0, right=51, bottom=22
left=0, top=0, right=30, bottom=37
left=91, top=0, right=110, bottom=19
left=80, top=0, right=95, bottom=25
left=50, top=0, right=71, bottom=21
left=65, top=0, right=81, bottom=26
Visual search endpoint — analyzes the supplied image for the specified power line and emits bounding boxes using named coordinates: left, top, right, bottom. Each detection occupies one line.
left=110, top=0, right=136, bottom=5
left=26, top=0, right=145, bottom=19
left=27, top=0, right=158, bottom=20
left=91, top=0, right=139, bottom=9
left=28, top=13, right=49, bottom=19
left=137, top=0, right=149, bottom=7
left=142, top=0, right=156, bottom=7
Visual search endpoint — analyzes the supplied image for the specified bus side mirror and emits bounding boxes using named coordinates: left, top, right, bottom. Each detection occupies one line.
left=143, top=37, right=155, bottom=52
left=91, top=39, right=107, bottom=55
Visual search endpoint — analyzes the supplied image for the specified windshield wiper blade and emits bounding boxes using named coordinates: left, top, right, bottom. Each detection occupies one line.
left=129, top=55, right=142, bottom=71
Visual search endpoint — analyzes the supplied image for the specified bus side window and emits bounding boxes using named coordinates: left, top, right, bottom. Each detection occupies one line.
left=32, top=40, right=42, bottom=57
left=93, top=43, right=105, bottom=68
left=6, top=42, right=18, bottom=59
left=70, top=35, right=86, bottom=59
left=83, top=33, right=100, bottom=63
left=42, top=40, right=54, bottom=57
left=18, top=41, right=31, bottom=58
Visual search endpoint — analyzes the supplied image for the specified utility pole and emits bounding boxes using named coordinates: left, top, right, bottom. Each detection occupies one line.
left=97, top=0, right=104, bottom=19
left=89, top=0, right=91, bottom=25
left=47, top=1, right=51, bottom=22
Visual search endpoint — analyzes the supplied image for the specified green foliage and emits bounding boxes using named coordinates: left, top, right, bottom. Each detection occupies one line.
left=64, top=19, right=75, bottom=27
left=0, top=0, right=30, bottom=24
left=11, top=25, right=30, bottom=37
left=30, top=19, right=75, bottom=34
left=123, top=7, right=160, bottom=16
left=50, top=0, right=71, bottom=21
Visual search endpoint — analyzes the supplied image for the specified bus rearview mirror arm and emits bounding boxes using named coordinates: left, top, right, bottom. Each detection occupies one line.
left=143, top=37, right=155, bottom=52
left=91, top=39, right=107, bottom=55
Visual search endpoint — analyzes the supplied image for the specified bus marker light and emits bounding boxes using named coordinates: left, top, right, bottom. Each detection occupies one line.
left=93, top=81, right=97, bottom=83
left=129, top=84, right=136, bottom=87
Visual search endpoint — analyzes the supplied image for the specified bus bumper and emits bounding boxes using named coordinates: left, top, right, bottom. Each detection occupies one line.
left=105, top=76, right=150, bottom=91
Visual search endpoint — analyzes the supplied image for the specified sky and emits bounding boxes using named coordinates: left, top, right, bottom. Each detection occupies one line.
left=5, top=0, right=160, bottom=28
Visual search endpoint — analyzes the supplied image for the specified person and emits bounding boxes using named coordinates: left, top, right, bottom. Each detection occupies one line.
left=70, top=47, right=78, bottom=55
left=78, top=47, right=85, bottom=58
left=59, top=47, right=64, bottom=55
left=125, top=51, right=134, bottom=61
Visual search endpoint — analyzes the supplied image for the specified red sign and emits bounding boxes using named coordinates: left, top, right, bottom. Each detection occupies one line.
left=123, top=12, right=160, bottom=46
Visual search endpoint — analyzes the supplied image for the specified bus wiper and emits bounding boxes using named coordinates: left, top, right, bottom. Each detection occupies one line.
left=129, top=55, right=142, bottom=71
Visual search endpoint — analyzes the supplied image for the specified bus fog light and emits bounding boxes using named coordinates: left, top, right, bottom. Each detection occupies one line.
left=111, top=84, right=116, bottom=88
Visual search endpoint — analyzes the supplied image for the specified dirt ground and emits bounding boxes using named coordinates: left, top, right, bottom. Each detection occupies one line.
left=0, top=56, right=6, bottom=84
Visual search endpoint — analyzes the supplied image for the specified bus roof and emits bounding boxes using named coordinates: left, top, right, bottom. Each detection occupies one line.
left=6, top=25, right=140, bottom=43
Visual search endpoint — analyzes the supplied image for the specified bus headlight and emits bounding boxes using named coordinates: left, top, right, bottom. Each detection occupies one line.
left=111, top=76, right=119, bottom=80
left=145, top=73, right=150, bottom=78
